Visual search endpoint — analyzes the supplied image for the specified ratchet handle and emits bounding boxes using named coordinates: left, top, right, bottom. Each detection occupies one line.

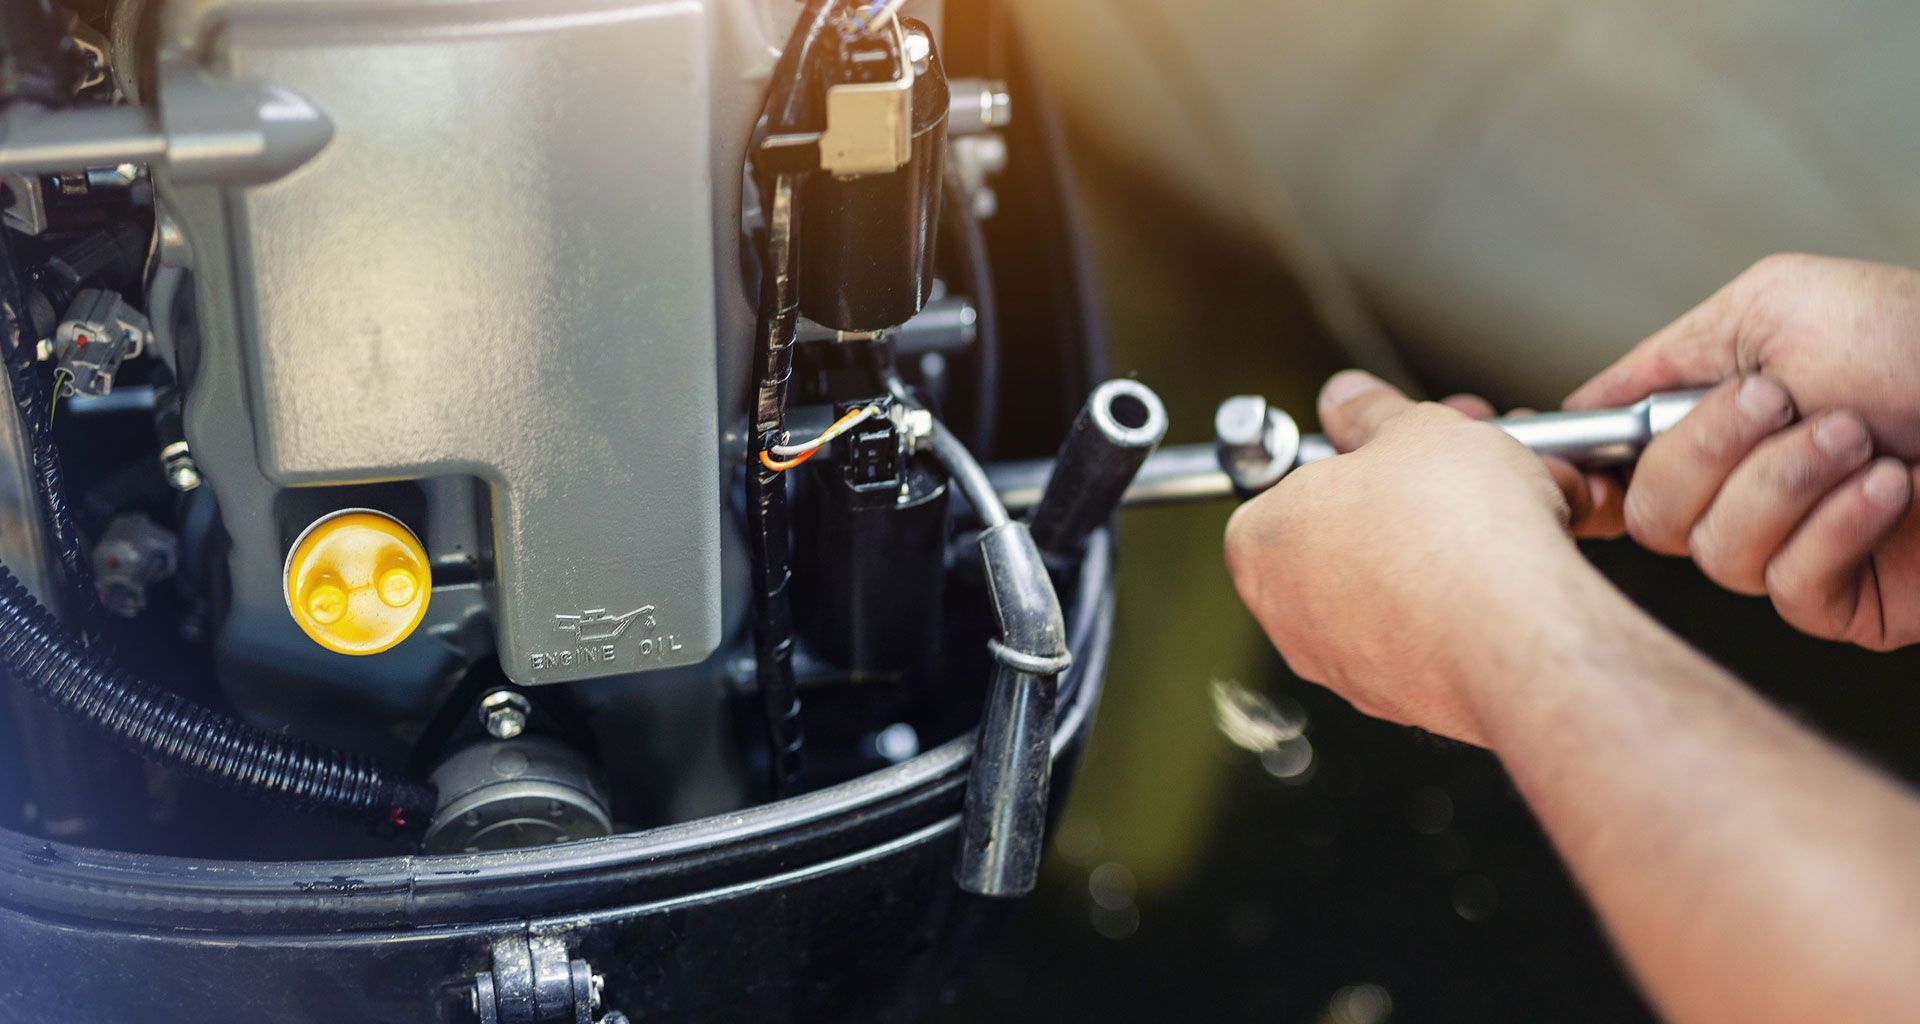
left=1294, top=388, right=1709, bottom=471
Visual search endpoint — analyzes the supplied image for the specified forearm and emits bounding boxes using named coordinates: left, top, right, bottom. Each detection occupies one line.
left=1468, top=563, right=1920, bottom=1024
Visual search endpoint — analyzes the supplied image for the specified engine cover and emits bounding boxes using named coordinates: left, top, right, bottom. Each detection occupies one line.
left=160, top=0, right=727, bottom=686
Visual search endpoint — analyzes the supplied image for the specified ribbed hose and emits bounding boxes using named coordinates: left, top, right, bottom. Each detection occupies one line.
left=0, top=230, right=102, bottom=630
left=0, top=564, right=437, bottom=824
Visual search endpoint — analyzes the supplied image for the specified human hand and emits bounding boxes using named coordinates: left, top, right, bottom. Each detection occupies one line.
left=1566, top=254, right=1920, bottom=649
left=1224, top=371, right=1622, bottom=746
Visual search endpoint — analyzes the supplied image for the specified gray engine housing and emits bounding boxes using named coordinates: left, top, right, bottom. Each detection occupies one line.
left=141, top=0, right=878, bottom=725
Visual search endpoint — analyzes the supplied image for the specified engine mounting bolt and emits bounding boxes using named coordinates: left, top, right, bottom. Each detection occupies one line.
left=167, top=462, right=202, bottom=491
left=479, top=690, right=532, bottom=740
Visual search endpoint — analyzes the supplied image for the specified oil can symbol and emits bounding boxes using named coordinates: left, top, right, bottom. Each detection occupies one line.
left=554, top=606, right=656, bottom=643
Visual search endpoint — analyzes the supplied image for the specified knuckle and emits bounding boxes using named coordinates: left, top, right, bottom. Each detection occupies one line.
left=1387, top=402, right=1458, bottom=432
left=1747, top=252, right=1812, bottom=281
left=1223, top=501, right=1272, bottom=580
left=1623, top=487, right=1684, bottom=554
left=1684, top=413, right=1745, bottom=466
left=1689, top=520, right=1764, bottom=593
left=1764, top=562, right=1846, bottom=638
left=1686, top=520, right=1723, bottom=572
left=1756, top=445, right=1825, bottom=496
left=1761, top=559, right=1799, bottom=601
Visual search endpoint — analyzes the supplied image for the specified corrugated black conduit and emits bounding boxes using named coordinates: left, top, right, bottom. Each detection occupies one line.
left=0, top=173, right=435, bottom=828
left=0, top=564, right=436, bottom=824
left=744, top=0, right=853, bottom=797
left=0, top=199, right=101, bottom=630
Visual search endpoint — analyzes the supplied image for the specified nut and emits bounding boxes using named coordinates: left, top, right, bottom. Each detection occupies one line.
left=478, top=690, right=532, bottom=740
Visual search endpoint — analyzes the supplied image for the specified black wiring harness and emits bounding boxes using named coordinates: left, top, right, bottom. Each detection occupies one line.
left=0, top=224, right=437, bottom=829
left=744, top=0, right=854, bottom=797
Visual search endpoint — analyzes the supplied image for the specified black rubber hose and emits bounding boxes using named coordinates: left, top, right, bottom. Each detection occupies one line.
left=875, top=349, right=1067, bottom=895
left=941, top=161, right=1001, bottom=458
left=0, top=563, right=437, bottom=825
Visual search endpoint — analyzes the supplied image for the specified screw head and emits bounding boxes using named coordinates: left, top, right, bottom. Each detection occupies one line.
left=478, top=690, right=532, bottom=740
left=167, top=462, right=202, bottom=491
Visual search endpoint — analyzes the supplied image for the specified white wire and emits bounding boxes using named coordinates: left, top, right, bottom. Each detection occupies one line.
left=861, top=0, right=910, bottom=33
left=769, top=403, right=884, bottom=457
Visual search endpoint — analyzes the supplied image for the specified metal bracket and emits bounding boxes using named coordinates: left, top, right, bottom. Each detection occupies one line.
left=0, top=60, right=331, bottom=186
left=472, top=933, right=625, bottom=1024
left=1, top=173, right=49, bottom=235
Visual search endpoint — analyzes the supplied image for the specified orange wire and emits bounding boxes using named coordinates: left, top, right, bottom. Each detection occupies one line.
left=758, top=406, right=873, bottom=473
left=759, top=447, right=821, bottom=472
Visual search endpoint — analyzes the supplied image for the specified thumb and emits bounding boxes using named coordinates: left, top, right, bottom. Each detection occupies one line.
left=1319, top=370, right=1416, bottom=452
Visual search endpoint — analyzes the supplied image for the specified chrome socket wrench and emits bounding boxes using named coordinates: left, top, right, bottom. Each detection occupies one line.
left=990, top=389, right=1707, bottom=513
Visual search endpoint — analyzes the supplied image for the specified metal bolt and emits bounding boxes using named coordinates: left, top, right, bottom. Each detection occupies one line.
left=903, top=28, right=932, bottom=69
left=1214, top=396, right=1300, bottom=495
left=161, top=441, right=202, bottom=492
left=948, top=78, right=1013, bottom=135
left=1214, top=395, right=1269, bottom=452
left=478, top=690, right=532, bottom=740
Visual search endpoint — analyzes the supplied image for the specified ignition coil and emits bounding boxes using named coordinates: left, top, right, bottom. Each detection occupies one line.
left=795, top=399, right=949, bottom=681
left=795, top=17, right=951, bottom=332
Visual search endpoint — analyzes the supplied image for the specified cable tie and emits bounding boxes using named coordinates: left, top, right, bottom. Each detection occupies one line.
left=987, top=638, right=1072, bottom=677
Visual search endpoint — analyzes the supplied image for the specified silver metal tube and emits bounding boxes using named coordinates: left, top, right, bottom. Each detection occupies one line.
left=0, top=106, right=166, bottom=174
left=989, top=389, right=1707, bottom=513
left=1295, top=389, right=1707, bottom=470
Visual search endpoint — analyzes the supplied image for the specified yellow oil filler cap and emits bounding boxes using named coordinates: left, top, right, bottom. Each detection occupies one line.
left=283, top=509, right=431, bottom=655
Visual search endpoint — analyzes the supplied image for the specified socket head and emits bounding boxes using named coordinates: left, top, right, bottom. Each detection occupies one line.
left=1215, top=396, right=1301, bottom=496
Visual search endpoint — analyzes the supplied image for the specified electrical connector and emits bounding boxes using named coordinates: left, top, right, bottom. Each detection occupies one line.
left=844, top=425, right=901, bottom=489
left=53, top=288, right=147, bottom=396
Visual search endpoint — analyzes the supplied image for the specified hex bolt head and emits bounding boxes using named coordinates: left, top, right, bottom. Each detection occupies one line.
left=478, top=690, right=532, bottom=740
left=167, top=461, right=202, bottom=491
left=1214, top=395, right=1270, bottom=451
left=1214, top=395, right=1301, bottom=496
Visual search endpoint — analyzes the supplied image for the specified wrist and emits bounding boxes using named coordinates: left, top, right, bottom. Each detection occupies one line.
left=1447, top=549, right=1649, bottom=748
